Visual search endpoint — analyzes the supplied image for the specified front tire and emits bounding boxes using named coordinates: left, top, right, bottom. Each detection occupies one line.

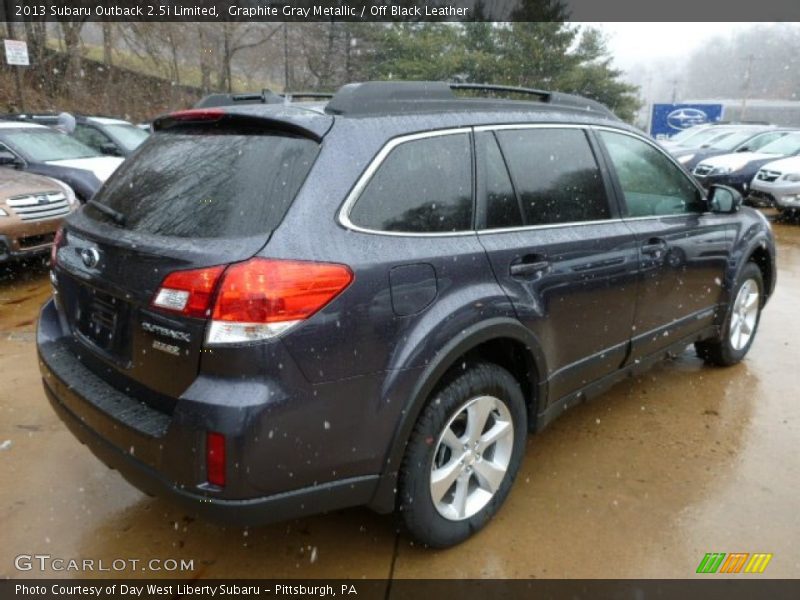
left=695, top=262, right=763, bottom=366
left=398, top=362, right=527, bottom=548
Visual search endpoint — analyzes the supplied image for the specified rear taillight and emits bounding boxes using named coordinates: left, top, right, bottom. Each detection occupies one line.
left=50, top=227, right=64, bottom=266
left=207, top=258, right=353, bottom=345
left=151, top=265, right=225, bottom=318
left=206, top=432, right=226, bottom=488
left=151, top=258, right=353, bottom=344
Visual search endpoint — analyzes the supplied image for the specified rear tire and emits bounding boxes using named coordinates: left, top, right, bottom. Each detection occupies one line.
left=398, top=362, right=527, bottom=548
left=695, top=262, right=763, bottom=366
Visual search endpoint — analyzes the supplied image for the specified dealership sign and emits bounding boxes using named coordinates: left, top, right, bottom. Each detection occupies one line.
left=3, top=39, right=29, bottom=66
left=651, top=103, right=724, bottom=139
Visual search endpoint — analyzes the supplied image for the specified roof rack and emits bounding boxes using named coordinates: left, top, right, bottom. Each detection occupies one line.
left=0, top=112, right=59, bottom=123
left=282, top=92, right=334, bottom=101
left=324, top=81, right=617, bottom=119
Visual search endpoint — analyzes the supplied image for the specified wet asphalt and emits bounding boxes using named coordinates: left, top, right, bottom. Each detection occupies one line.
left=1, top=212, right=798, bottom=579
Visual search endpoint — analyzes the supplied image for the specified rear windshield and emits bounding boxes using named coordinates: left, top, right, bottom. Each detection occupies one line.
left=86, top=130, right=319, bottom=238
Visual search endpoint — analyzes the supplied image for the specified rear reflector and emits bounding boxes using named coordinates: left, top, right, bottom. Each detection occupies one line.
left=151, top=265, right=225, bottom=318
left=206, top=432, right=226, bottom=488
left=207, top=258, right=353, bottom=345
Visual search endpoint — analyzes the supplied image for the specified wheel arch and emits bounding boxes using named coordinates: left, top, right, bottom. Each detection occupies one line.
left=747, top=243, right=774, bottom=305
left=367, top=317, right=547, bottom=513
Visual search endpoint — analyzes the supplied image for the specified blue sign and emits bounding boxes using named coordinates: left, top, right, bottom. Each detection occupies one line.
left=650, top=104, right=724, bottom=139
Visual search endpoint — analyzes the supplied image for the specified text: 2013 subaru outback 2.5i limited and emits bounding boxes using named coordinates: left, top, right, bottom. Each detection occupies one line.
left=38, top=82, right=776, bottom=547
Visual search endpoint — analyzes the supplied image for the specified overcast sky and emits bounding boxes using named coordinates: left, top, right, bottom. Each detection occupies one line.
left=590, top=22, right=754, bottom=70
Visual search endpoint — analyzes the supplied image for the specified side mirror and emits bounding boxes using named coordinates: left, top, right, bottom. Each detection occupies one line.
left=708, top=184, right=743, bottom=214
left=0, top=150, right=22, bottom=168
left=99, top=142, right=121, bottom=156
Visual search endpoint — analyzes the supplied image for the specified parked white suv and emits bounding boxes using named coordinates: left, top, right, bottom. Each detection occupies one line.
left=750, top=156, right=800, bottom=214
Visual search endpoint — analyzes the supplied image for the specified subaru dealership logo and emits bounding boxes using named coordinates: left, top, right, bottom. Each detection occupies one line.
left=667, top=108, right=710, bottom=131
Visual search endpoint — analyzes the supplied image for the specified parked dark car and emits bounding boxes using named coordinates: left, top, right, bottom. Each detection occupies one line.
left=693, top=131, right=800, bottom=193
left=38, top=82, right=776, bottom=548
left=659, top=123, right=767, bottom=153
left=0, top=121, right=123, bottom=202
left=2, top=113, right=149, bottom=157
left=672, top=127, right=790, bottom=170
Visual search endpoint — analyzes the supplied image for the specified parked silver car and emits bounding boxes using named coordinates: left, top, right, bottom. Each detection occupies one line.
left=750, top=156, right=800, bottom=214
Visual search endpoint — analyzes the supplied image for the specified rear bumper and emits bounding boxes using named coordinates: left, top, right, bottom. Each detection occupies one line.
left=43, top=379, right=376, bottom=524
left=0, top=233, right=53, bottom=262
left=37, top=298, right=381, bottom=525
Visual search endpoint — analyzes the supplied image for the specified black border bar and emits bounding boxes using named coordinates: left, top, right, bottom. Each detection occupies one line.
left=2, top=580, right=800, bottom=600
left=1, top=0, right=800, bottom=22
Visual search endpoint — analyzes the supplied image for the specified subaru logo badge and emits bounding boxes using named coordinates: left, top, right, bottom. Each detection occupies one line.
left=80, top=247, right=100, bottom=269
left=666, top=108, right=709, bottom=131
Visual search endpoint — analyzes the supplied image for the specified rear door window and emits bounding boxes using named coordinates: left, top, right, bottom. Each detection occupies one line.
left=86, top=130, right=319, bottom=238
left=496, top=128, right=610, bottom=225
left=348, top=133, right=473, bottom=233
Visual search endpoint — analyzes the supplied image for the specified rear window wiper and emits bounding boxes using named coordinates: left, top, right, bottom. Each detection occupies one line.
left=87, top=199, right=126, bottom=226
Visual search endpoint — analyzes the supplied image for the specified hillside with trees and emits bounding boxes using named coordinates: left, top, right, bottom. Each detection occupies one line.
left=1, top=18, right=640, bottom=122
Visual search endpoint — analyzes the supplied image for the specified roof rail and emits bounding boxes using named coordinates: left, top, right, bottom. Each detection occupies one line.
left=0, top=112, right=59, bottom=122
left=282, top=92, right=334, bottom=101
left=194, top=90, right=283, bottom=108
left=324, top=81, right=617, bottom=119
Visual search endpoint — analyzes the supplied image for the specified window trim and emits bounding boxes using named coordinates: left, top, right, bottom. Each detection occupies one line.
left=489, top=125, right=618, bottom=229
left=338, top=127, right=476, bottom=237
left=338, top=123, right=711, bottom=239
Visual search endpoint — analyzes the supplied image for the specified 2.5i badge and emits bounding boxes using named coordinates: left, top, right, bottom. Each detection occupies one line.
left=152, top=340, right=181, bottom=356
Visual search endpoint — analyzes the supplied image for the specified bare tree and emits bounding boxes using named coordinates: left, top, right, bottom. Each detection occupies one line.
left=59, top=21, right=87, bottom=98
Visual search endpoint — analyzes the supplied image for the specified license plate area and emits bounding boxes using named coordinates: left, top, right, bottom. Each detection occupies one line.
left=75, top=286, right=131, bottom=363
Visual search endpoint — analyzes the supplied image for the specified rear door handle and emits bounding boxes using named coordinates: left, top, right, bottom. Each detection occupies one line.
left=641, top=238, right=668, bottom=256
left=510, top=255, right=550, bottom=277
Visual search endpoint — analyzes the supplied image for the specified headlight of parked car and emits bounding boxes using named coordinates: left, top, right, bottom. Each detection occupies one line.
left=0, top=208, right=8, bottom=217
left=63, top=184, right=77, bottom=206
left=710, top=166, right=734, bottom=175
left=47, top=177, right=78, bottom=206
left=783, top=173, right=800, bottom=182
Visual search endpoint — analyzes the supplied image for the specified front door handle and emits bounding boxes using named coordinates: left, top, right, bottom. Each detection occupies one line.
left=641, top=238, right=668, bottom=256
left=510, top=255, right=550, bottom=277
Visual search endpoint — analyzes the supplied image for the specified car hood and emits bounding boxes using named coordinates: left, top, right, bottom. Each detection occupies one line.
left=44, top=156, right=124, bottom=182
left=699, top=152, right=781, bottom=169
left=757, top=155, right=800, bottom=174
left=0, top=167, right=66, bottom=198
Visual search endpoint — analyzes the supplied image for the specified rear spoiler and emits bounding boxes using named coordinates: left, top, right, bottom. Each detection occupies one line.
left=152, top=108, right=331, bottom=142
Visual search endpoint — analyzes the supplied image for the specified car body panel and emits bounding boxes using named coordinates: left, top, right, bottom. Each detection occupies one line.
left=37, top=99, right=777, bottom=524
